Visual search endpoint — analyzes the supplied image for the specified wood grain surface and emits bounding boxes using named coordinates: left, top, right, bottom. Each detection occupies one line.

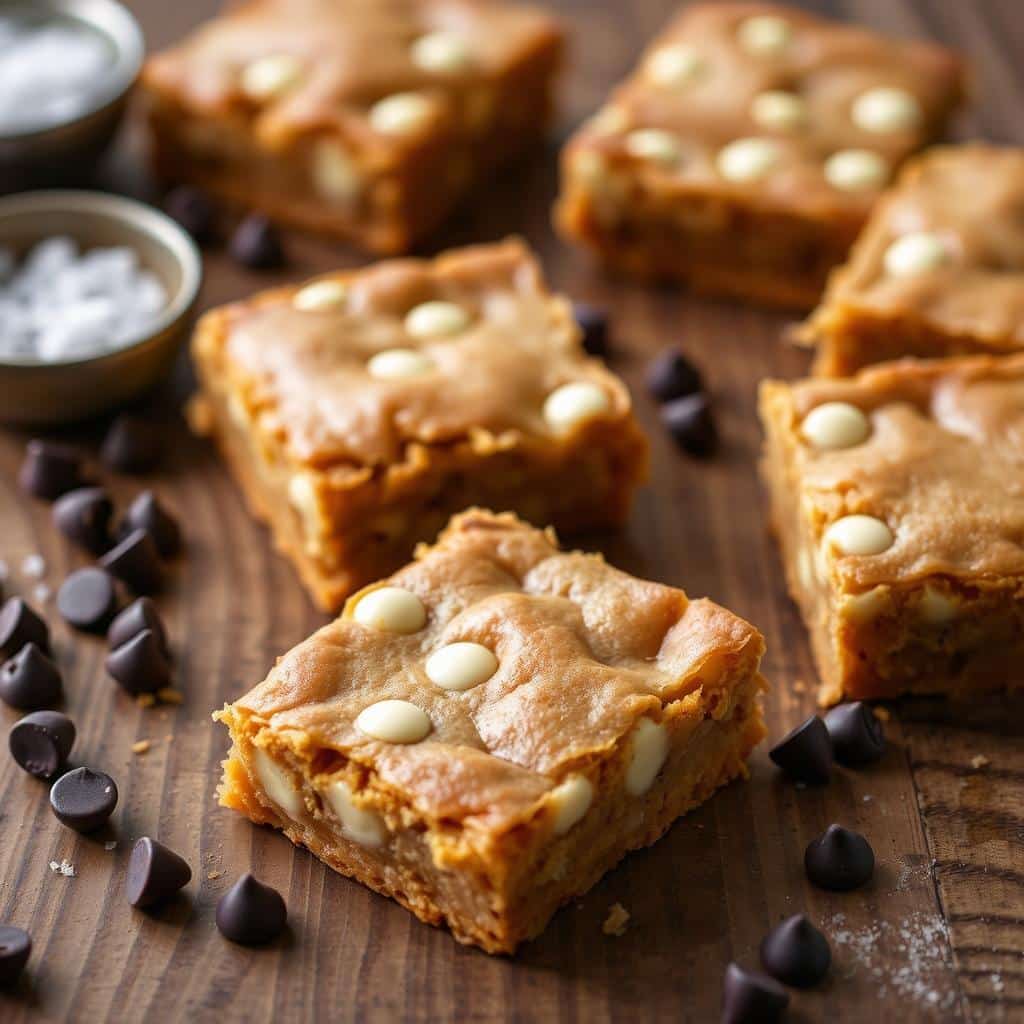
left=1, top=1, right=1022, bottom=1021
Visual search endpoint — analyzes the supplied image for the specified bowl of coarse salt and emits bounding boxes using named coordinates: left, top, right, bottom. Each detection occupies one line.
left=0, top=0, right=144, bottom=192
left=0, top=190, right=202, bottom=425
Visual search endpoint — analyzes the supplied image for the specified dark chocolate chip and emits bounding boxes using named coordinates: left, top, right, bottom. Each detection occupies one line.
left=0, top=644, right=62, bottom=710
left=216, top=873, right=287, bottom=945
left=769, top=715, right=833, bottom=785
left=107, top=598, right=169, bottom=657
left=52, top=486, right=113, bottom=555
left=57, top=568, right=118, bottom=633
left=105, top=629, right=171, bottom=695
left=8, top=710, right=76, bottom=780
left=126, top=837, right=192, bottom=909
left=573, top=303, right=609, bottom=357
left=121, top=491, right=181, bottom=558
left=721, top=962, right=789, bottom=1024
left=18, top=440, right=81, bottom=501
left=824, top=701, right=885, bottom=767
left=805, top=824, right=875, bottom=891
left=49, top=766, right=117, bottom=833
left=101, top=415, right=163, bottom=475
left=647, top=349, right=703, bottom=403
left=760, top=914, right=831, bottom=988
left=662, top=393, right=718, bottom=457
left=164, top=185, right=216, bottom=245
left=99, top=529, right=163, bottom=594
left=0, top=925, right=31, bottom=987
left=230, top=214, right=285, bottom=270
left=0, top=597, right=50, bottom=659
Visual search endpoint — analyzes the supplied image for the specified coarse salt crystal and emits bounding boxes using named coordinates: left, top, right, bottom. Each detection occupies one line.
left=20, top=553, right=45, bottom=579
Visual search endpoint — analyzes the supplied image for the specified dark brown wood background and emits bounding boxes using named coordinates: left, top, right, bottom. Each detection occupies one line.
left=1, top=1, right=1022, bottom=1021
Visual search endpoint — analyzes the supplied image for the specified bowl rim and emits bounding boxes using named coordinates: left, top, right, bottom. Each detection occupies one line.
left=0, top=0, right=145, bottom=141
left=0, top=189, right=203, bottom=371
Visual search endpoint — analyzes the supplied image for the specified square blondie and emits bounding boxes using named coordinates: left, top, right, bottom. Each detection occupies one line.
left=189, top=239, right=648, bottom=611
left=140, top=0, right=564, bottom=253
left=760, top=356, right=1024, bottom=705
left=804, top=145, right=1024, bottom=376
left=556, top=2, right=965, bottom=309
left=215, top=509, right=768, bottom=953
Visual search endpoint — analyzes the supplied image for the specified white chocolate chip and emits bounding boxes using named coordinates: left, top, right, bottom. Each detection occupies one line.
left=252, top=747, right=304, bottom=819
left=543, top=382, right=611, bottom=433
left=919, top=586, right=958, bottom=625
left=411, top=32, right=472, bottom=73
left=750, top=91, right=807, bottom=131
left=369, top=92, right=434, bottom=135
left=824, top=149, right=890, bottom=192
left=312, top=140, right=362, bottom=203
left=353, top=586, right=426, bottom=633
left=293, top=279, right=348, bottom=312
left=624, top=129, right=683, bottom=167
left=549, top=776, right=594, bottom=835
left=367, top=348, right=435, bottom=380
left=625, top=718, right=668, bottom=796
left=425, top=642, right=498, bottom=692
left=589, top=106, right=630, bottom=136
left=825, top=515, right=894, bottom=557
left=647, top=45, right=704, bottom=87
left=240, top=53, right=303, bottom=101
left=801, top=402, right=871, bottom=450
left=884, top=232, right=951, bottom=277
left=841, top=587, right=890, bottom=626
left=405, top=300, right=470, bottom=338
left=717, top=137, right=781, bottom=183
left=737, top=15, right=792, bottom=56
left=356, top=700, right=432, bottom=744
left=851, top=87, right=922, bottom=133
left=324, top=779, right=387, bottom=847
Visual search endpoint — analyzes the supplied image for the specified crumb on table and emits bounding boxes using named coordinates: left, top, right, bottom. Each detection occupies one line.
left=603, top=903, right=630, bottom=937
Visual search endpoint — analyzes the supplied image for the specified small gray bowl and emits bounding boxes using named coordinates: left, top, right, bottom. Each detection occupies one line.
left=0, top=0, right=145, bottom=192
left=0, top=190, right=202, bottom=425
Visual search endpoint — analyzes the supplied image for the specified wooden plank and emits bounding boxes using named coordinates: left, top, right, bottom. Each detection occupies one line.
left=0, top=0, right=1019, bottom=1021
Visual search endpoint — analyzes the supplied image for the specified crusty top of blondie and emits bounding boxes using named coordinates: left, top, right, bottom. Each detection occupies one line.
left=761, top=355, right=1024, bottom=589
left=225, top=510, right=764, bottom=830
left=809, top=145, right=1024, bottom=345
left=193, top=239, right=636, bottom=467
left=565, top=2, right=964, bottom=220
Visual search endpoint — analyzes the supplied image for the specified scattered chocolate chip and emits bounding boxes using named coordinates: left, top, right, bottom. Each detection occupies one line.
left=8, top=710, right=76, bottom=779
left=18, top=440, right=81, bottom=501
left=0, top=925, right=31, bottom=988
left=107, top=598, right=169, bottom=657
left=57, top=568, right=118, bottom=633
left=121, top=491, right=181, bottom=558
left=721, top=962, right=789, bottom=1024
left=101, top=415, right=163, bottom=475
left=0, top=644, right=62, bottom=710
left=105, top=629, right=171, bottom=695
left=164, top=185, right=216, bottom=244
left=573, top=303, right=609, bottom=357
left=760, top=914, right=831, bottom=988
left=99, top=529, right=163, bottom=594
left=0, top=597, right=50, bottom=659
left=216, top=873, right=287, bottom=945
left=52, top=486, right=113, bottom=555
left=647, top=349, right=703, bottom=403
left=769, top=715, right=832, bottom=785
left=805, top=824, right=875, bottom=891
left=662, top=393, right=718, bottom=457
left=824, top=701, right=885, bottom=767
left=49, top=766, right=117, bottom=833
left=126, top=837, right=192, bottom=909
left=230, top=214, right=284, bottom=270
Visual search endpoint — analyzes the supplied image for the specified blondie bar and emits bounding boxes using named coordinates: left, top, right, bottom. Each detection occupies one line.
left=760, top=356, right=1024, bottom=705
left=216, top=509, right=768, bottom=953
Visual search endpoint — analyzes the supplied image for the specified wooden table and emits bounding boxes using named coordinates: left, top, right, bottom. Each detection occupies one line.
left=1, top=1, right=1022, bottom=1020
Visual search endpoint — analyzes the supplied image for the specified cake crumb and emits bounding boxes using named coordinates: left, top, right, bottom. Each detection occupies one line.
left=104, top=841, right=117, bottom=851
left=131, top=739, right=151, bottom=755
left=602, top=903, right=630, bottom=937
left=49, top=859, right=76, bottom=877
left=33, top=582, right=51, bottom=604
left=874, top=706, right=891, bottom=722
left=156, top=687, right=184, bottom=705
left=969, top=754, right=989, bottom=769
left=207, top=870, right=222, bottom=880
left=792, top=680, right=806, bottom=693
left=136, top=693, right=157, bottom=709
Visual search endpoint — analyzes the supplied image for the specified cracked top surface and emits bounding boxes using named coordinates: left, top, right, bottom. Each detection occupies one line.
left=226, top=510, right=765, bottom=828
left=761, top=355, right=1024, bottom=589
